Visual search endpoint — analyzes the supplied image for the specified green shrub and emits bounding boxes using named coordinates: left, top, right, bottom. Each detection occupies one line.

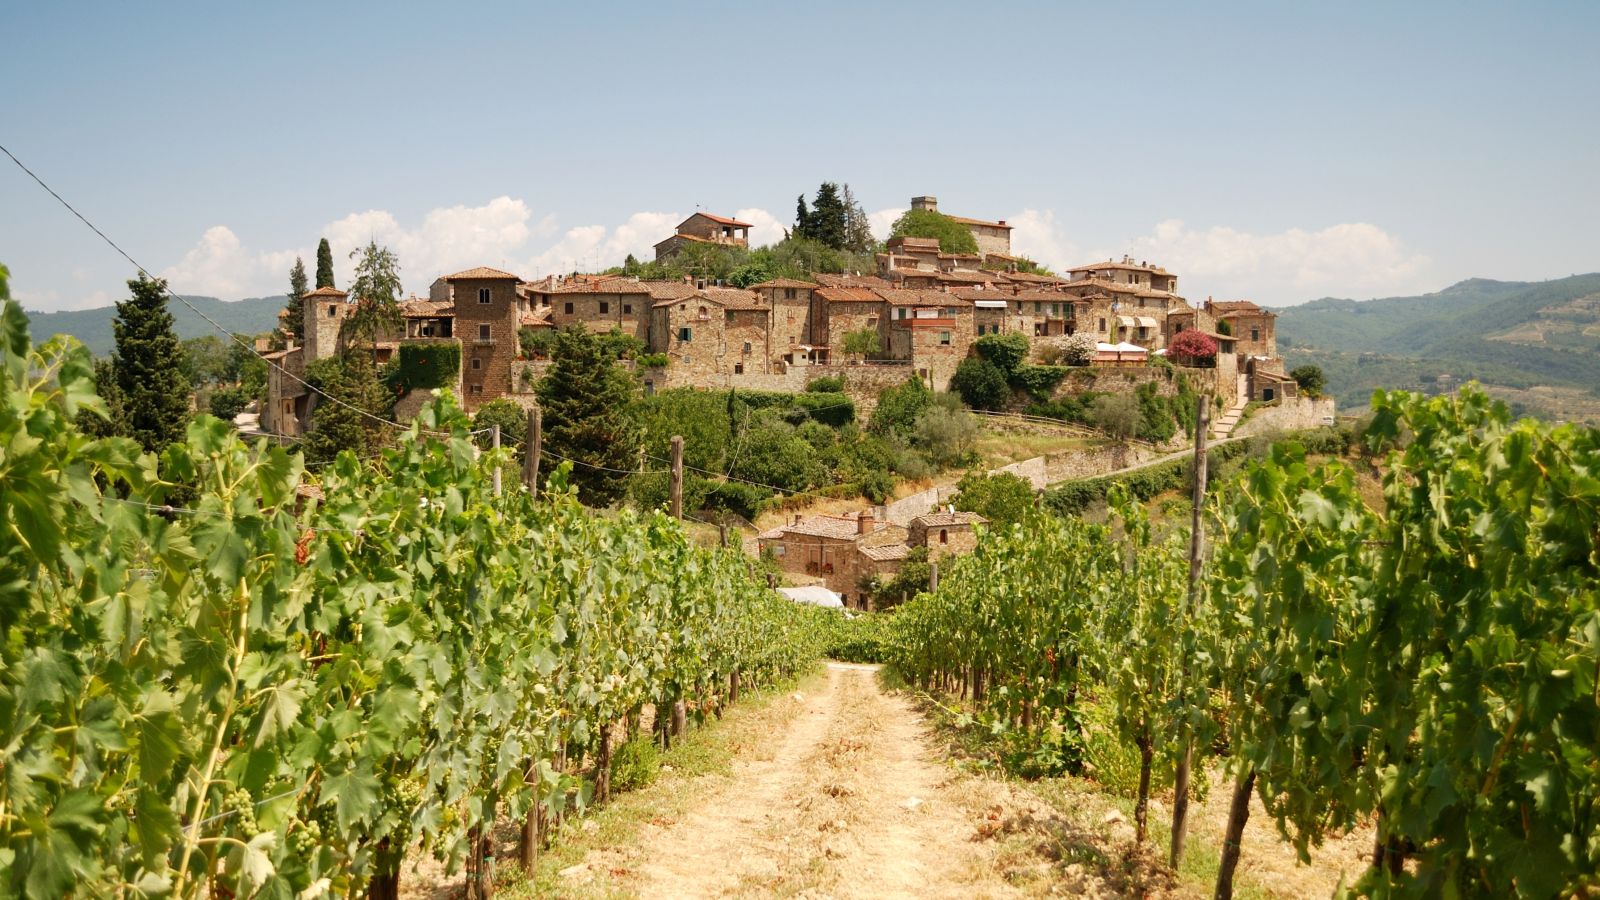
left=973, top=333, right=1030, bottom=377
left=208, top=386, right=251, bottom=422
left=806, top=375, right=845, bottom=393
left=635, top=352, right=670, bottom=368
left=1012, top=364, right=1069, bottom=398
left=734, top=389, right=854, bottom=427
left=950, top=356, right=1010, bottom=410
left=610, top=736, right=660, bottom=793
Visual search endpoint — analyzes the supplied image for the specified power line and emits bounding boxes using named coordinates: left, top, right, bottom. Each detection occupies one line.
left=0, top=141, right=456, bottom=437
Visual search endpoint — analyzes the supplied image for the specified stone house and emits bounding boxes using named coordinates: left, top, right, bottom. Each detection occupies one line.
left=439, top=267, right=523, bottom=411
left=886, top=298, right=974, bottom=390
left=653, top=212, right=753, bottom=261
left=814, top=285, right=888, bottom=359
left=908, top=195, right=1012, bottom=257
left=749, top=278, right=819, bottom=354
left=757, top=511, right=907, bottom=610
left=706, top=287, right=773, bottom=375
left=537, top=277, right=657, bottom=341
left=908, top=510, right=987, bottom=561
left=1205, top=299, right=1277, bottom=359
left=1067, top=256, right=1180, bottom=294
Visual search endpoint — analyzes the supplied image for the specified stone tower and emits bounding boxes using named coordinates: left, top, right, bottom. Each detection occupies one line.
left=301, top=286, right=350, bottom=361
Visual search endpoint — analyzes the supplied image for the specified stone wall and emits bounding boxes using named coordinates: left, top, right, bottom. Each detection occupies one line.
left=549, top=291, right=651, bottom=341
left=1235, top=396, right=1337, bottom=437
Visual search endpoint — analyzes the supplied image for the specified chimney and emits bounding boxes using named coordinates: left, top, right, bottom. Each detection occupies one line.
left=998, top=219, right=1007, bottom=226
left=794, top=513, right=803, bottom=526
left=857, top=512, right=875, bottom=535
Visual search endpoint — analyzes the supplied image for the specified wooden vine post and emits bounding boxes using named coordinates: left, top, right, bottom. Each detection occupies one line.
left=522, top=406, right=541, bottom=493
left=491, top=424, right=502, bottom=497
left=1171, top=393, right=1210, bottom=868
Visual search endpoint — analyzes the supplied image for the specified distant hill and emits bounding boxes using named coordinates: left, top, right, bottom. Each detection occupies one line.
left=22, top=294, right=287, bottom=356
left=1276, top=273, right=1600, bottom=421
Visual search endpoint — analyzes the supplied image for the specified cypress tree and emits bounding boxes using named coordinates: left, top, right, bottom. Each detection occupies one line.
left=111, top=274, right=190, bottom=453
left=315, top=238, right=335, bottom=289
left=283, top=256, right=308, bottom=344
left=809, top=182, right=848, bottom=250
left=535, top=326, right=642, bottom=507
left=794, top=195, right=811, bottom=240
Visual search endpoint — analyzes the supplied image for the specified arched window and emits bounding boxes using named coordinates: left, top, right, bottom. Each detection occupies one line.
left=939, top=529, right=948, bottom=544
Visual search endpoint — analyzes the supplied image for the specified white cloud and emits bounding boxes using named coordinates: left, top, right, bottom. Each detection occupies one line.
left=322, top=196, right=549, bottom=289
left=868, top=207, right=904, bottom=240
left=160, top=225, right=297, bottom=299
left=733, top=207, right=787, bottom=247
left=527, top=211, right=682, bottom=277
left=1116, top=219, right=1432, bottom=304
left=1005, top=208, right=1081, bottom=271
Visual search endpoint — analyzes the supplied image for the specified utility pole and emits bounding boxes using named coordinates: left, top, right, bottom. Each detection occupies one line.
left=929, top=557, right=939, bottom=593
left=669, top=435, right=684, bottom=521
left=491, top=424, right=502, bottom=497
left=522, top=407, right=541, bottom=493
left=1170, top=393, right=1211, bottom=868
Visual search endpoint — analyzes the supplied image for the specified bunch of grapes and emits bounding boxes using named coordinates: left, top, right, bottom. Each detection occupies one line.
left=289, top=817, right=323, bottom=857
left=222, top=788, right=259, bottom=837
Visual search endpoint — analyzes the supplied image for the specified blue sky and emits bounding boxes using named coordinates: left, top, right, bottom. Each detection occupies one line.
left=3, top=0, right=1596, bottom=310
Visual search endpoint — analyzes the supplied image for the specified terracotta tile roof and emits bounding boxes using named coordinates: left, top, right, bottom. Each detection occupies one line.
left=442, top=266, right=521, bottom=281
left=400, top=298, right=455, bottom=317
left=887, top=236, right=940, bottom=250
left=656, top=233, right=723, bottom=247
left=936, top=270, right=997, bottom=284
left=1001, top=271, right=1065, bottom=285
left=912, top=511, right=987, bottom=528
left=302, top=286, right=348, bottom=298
left=813, top=273, right=892, bottom=289
left=749, top=278, right=818, bottom=290
left=879, top=289, right=971, bottom=307
left=643, top=281, right=699, bottom=301
left=886, top=268, right=941, bottom=281
left=759, top=515, right=893, bottom=541
left=703, top=287, right=767, bottom=310
left=938, top=252, right=982, bottom=260
left=859, top=543, right=910, bottom=562
left=955, top=289, right=1069, bottom=303
left=1068, top=260, right=1174, bottom=275
left=1062, top=278, right=1143, bottom=295
left=653, top=289, right=731, bottom=309
left=520, top=310, right=553, bottom=327
left=542, top=277, right=654, bottom=295
left=945, top=214, right=1011, bottom=230
left=688, top=212, right=754, bottom=228
left=1209, top=300, right=1266, bottom=313
left=816, top=286, right=886, bottom=303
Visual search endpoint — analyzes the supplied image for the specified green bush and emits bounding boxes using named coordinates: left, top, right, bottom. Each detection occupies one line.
left=806, top=375, right=845, bottom=393
left=734, top=389, right=855, bottom=427
left=973, top=333, right=1030, bottom=376
left=610, top=736, right=660, bottom=793
left=825, top=612, right=893, bottom=663
left=395, top=340, right=461, bottom=392
left=208, top=386, right=251, bottom=422
left=1012, top=364, right=1069, bottom=398
left=635, top=352, right=670, bottom=368
left=950, top=357, right=1010, bottom=410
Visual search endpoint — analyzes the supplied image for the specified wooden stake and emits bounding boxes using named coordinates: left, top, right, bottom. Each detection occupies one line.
left=669, top=435, right=684, bottom=520
left=1213, top=768, right=1255, bottom=900
left=522, top=407, right=541, bottom=494
left=1171, top=394, right=1211, bottom=867
left=491, top=424, right=502, bottom=497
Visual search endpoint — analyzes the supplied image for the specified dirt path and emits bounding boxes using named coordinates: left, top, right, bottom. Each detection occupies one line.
left=598, top=663, right=1024, bottom=899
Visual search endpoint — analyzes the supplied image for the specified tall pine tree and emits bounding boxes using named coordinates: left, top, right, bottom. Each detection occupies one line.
left=281, top=256, right=307, bottom=345
left=808, top=182, right=848, bottom=250
left=315, top=237, right=335, bottom=289
left=111, top=274, right=190, bottom=453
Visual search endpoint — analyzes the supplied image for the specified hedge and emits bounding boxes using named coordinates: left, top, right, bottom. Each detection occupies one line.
left=734, top=389, right=855, bottom=427
left=395, top=341, right=462, bottom=392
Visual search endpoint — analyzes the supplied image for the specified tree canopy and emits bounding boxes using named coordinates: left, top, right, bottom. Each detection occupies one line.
left=889, top=209, right=979, bottom=255
left=315, top=237, right=335, bottom=289
left=535, top=326, right=643, bottom=506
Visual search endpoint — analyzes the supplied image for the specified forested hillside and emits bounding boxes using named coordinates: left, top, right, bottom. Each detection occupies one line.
left=23, top=292, right=284, bottom=355
left=1277, top=273, right=1600, bottom=419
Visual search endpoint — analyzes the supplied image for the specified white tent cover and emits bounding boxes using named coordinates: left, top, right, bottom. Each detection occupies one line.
left=777, top=586, right=844, bottom=608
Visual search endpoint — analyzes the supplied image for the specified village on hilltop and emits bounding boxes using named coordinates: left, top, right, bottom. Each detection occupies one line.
left=261, top=194, right=1295, bottom=439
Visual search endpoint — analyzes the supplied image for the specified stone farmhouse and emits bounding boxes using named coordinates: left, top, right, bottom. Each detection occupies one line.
left=757, top=508, right=987, bottom=610
left=654, top=212, right=753, bottom=261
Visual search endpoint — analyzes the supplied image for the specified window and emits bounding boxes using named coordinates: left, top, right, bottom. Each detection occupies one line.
left=1034, top=302, right=1042, bottom=313
left=469, top=384, right=483, bottom=394
left=599, top=301, right=609, bottom=314
left=478, top=287, right=491, bottom=304
left=867, top=316, right=878, bottom=327
left=939, top=529, right=948, bottom=544
left=1175, top=323, right=1185, bottom=334
left=564, top=302, right=574, bottom=315
left=784, top=288, right=796, bottom=300
left=897, top=307, right=908, bottom=320
left=678, top=326, right=692, bottom=342
left=471, top=358, right=482, bottom=370
left=327, top=305, right=337, bottom=317
left=643, top=380, right=655, bottom=396
left=623, top=303, right=632, bottom=315
left=734, top=363, right=744, bottom=374
left=1251, top=327, right=1261, bottom=342
left=698, top=306, right=708, bottom=319
left=773, top=544, right=785, bottom=556
left=1098, top=318, right=1107, bottom=331
left=477, top=324, right=492, bottom=341
left=742, top=341, right=752, bottom=354
left=939, top=331, right=951, bottom=346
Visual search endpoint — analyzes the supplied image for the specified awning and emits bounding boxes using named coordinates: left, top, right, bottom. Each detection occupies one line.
left=1117, top=315, right=1157, bottom=328
left=973, top=300, right=1009, bottom=309
left=1137, top=316, right=1157, bottom=328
